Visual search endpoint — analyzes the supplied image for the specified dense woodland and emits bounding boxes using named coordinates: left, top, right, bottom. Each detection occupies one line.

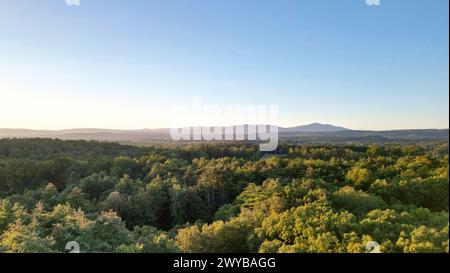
left=0, top=138, right=448, bottom=253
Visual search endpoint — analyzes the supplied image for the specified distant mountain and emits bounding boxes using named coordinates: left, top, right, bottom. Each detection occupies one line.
left=280, top=123, right=349, bottom=132
left=0, top=128, right=170, bottom=143
left=0, top=125, right=448, bottom=144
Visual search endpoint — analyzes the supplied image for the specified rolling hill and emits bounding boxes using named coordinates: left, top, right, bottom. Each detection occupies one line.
left=0, top=123, right=448, bottom=144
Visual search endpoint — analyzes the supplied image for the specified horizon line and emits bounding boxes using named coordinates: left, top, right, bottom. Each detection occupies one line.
left=1, top=125, right=449, bottom=132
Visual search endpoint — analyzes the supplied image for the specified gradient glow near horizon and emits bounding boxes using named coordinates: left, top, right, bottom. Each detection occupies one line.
left=0, top=0, right=448, bottom=130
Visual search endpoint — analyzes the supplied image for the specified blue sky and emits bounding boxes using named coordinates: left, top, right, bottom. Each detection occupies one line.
left=0, top=0, right=448, bottom=130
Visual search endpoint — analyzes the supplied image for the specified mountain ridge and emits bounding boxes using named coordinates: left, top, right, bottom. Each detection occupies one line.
left=279, top=123, right=349, bottom=132
left=0, top=123, right=448, bottom=144
left=0, top=123, right=349, bottom=134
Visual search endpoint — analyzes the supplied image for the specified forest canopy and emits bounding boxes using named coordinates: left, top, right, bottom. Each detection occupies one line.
left=0, top=138, right=448, bottom=253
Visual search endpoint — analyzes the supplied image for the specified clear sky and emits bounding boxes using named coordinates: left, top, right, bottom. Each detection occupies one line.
left=0, top=0, right=448, bottom=130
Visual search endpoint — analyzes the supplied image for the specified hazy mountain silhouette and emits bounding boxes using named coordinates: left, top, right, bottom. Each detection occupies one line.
left=0, top=124, right=448, bottom=144
left=279, top=123, right=349, bottom=132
